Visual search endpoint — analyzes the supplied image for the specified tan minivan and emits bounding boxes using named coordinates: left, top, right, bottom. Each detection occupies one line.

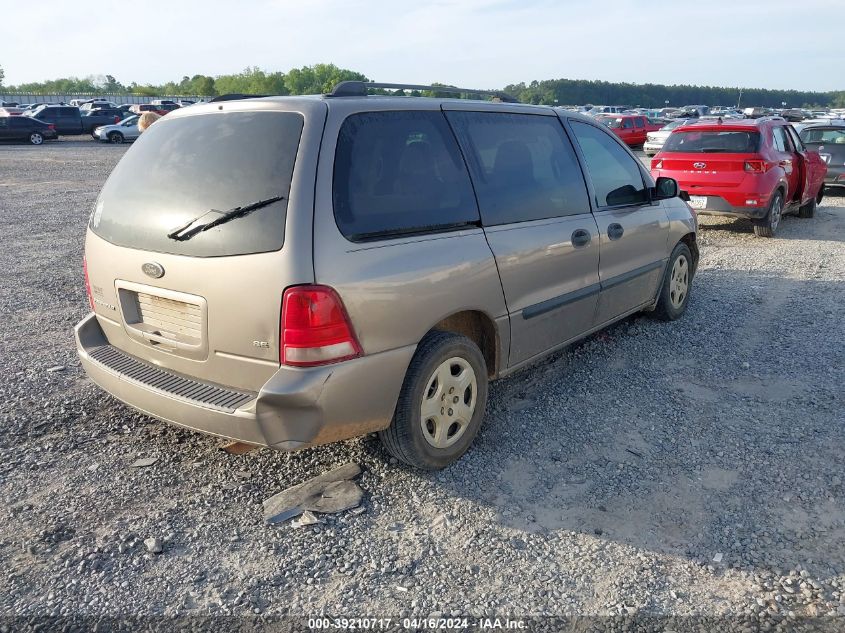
left=76, top=82, right=698, bottom=469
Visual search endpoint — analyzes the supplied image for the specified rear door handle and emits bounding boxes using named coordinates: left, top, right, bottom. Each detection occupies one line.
left=571, top=229, right=592, bottom=248
left=607, top=223, right=624, bottom=240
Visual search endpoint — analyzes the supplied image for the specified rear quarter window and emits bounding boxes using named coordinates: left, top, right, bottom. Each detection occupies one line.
left=90, top=111, right=303, bottom=257
left=332, top=110, right=479, bottom=241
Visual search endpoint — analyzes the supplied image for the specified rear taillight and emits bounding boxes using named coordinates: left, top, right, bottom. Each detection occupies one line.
left=47, top=124, right=55, bottom=130
left=744, top=160, right=768, bottom=173
left=114, top=116, right=119, bottom=124
left=652, top=158, right=663, bottom=170
left=281, top=285, right=362, bottom=367
left=83, top=257, right=94, bottom=310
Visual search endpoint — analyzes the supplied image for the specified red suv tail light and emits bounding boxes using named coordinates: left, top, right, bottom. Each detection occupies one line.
left=83, top=257, right=94, bottom=310
left=281, top=285, right=362, bottom=367
left=744, top=160, right=769, bottom=173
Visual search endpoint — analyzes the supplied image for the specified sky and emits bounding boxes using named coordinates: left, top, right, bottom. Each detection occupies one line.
left=1, top=0, right=842, bottom=92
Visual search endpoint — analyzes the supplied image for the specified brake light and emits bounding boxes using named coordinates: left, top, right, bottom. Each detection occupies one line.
left=47, top=124, right=55, bottom=130
left=652, top=158, right=663, bottom=170
left=281, top=285, right=362, bottom=367
left=114, top=116, right=119, bottom=124
left=83, top=257, right=94, bottom=310
left=744, top=160, right=767, bottom=173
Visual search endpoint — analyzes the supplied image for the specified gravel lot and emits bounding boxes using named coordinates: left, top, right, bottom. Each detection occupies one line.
left=1, top=137, right=844, bottom=630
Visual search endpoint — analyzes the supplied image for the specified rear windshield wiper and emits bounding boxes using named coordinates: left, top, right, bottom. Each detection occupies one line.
left=167, top=195, right=285, bottom=241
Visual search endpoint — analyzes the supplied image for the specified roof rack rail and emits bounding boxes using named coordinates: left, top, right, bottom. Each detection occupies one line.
left=326, top=81, right=519, bottom=103
left=209, top=93, right=268, bottom=103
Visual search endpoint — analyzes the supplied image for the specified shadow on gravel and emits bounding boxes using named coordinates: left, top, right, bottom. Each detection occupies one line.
left=426, top=270, right=845, bottom=577
left=699, top=207, right=845, bottom=241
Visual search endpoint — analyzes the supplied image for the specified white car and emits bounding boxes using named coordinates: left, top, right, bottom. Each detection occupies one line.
left=643, top=119, right=692, bottom=157
left=92, top=115, right=139, bottom=143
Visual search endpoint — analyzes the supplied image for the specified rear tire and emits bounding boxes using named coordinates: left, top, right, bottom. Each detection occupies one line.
left=753, top=191, right=783, bottom=238
left=108, top=132, right=124, bottom=144
left=816, top=186, right=824, bottom=206
left=379, top=331, right=488, bottom=470
left=798, top=196, right=816, bottom=219
left=652, top=242, right=693, bottom=321
left=29, top=132, right=43, bottom=145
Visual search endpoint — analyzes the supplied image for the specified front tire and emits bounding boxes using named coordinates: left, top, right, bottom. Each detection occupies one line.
left=798, top=196, right=816, bottom=219
left=652, top=242, right=693, bottom=321
left=29, top=132, right=43, bottom=145
left=753, top=190, right=783, bottom=238
left=379, top=331, right=488, bottom=470
left=108, top=132, right=124, bottom=144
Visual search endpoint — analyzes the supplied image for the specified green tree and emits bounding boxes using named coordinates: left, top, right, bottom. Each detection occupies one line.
left=0, top=65, right=4, bottom=88
left=284, top=63, right=368, bottom=95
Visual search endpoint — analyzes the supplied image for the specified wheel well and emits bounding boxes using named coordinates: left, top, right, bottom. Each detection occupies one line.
left=680, top=232, right=699, bottom=274
left=431, top=311, right=498, bottom=378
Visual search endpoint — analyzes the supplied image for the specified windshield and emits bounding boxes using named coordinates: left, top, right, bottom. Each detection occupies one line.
left=662, top=130, right=760, bottom=153
left=661, top=120, right=687, bottom=131
left=800, top=128, right=845, bottom=144
left=600, top=117, right=623, bottom=129
left=90, top=111, right=303, bottom=257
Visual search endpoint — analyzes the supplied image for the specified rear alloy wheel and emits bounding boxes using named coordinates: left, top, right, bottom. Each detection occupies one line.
left=652, top=241, right=693, bottom=321
left=29, top=132, right=43, bottom=145
left=753, top=191, right=783, bottom=238
left=379, top=331, right=488, bottom=470
left=107, top=132, right=124, bottom=144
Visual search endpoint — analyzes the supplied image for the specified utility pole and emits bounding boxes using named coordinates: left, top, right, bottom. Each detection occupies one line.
left=737, top=88, right=743, bottom=110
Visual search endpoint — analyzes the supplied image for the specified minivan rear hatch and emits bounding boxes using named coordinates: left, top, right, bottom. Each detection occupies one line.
left=85, top=100, right=325, bottom=391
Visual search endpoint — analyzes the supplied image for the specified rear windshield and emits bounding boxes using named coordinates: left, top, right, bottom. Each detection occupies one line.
left=90, top=111, right=303, bottom=257
left=662, top=130, right=760, bottom=153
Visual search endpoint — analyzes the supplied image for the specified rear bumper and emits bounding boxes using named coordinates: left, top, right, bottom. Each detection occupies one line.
left=75, top=313, right=415, bottom=451
left=643, top=141, right=663, bottom=154
left=687, top=194, right=770, bottom=219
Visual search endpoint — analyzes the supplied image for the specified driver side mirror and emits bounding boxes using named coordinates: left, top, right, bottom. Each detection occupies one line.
left=652, top=176, right=679, bottom=200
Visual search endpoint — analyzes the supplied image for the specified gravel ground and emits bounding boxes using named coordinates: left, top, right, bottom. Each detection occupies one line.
left=0, top=137, right=844, bottom=631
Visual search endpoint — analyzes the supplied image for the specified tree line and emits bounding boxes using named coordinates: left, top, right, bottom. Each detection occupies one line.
left=2, top=62, right=843, bottom=108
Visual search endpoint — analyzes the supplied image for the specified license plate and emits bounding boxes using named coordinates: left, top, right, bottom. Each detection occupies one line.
left=688, top=196, right=707, bottom=209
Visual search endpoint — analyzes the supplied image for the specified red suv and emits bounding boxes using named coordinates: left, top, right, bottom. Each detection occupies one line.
left=651, top=118, right=827, bottom=237
left=597, top=114, right=663, bottom=147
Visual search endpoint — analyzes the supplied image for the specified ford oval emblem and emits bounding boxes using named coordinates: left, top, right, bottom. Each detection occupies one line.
left=142, top=262, right=165, bottom=279
left=693, top=162, right=707, bottom=169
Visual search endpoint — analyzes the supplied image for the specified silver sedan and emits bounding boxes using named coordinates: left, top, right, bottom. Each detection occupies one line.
left=92, top=115, right=139, bottom=144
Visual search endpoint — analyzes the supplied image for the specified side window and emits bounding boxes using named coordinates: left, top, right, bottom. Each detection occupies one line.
left=445, top=111, right=590, bottom=224
left=569, top=121, right=649, bottom=207
left=772, top=127, right=788, bottom=152
left=622, top=118, right=634, bottom=129
left=634, top=117, right=645, bottom=128
left=333, top=110, right=479, bottom=241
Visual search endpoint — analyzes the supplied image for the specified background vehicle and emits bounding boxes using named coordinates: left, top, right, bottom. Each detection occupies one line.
left=0, top=107, right=24, bottom=117
left=587, top=105, right=631, bottom=116
left=780, top=109, right=805, bottom=122
left=644, top=119, right=692, bottom=156
left=597, top=114, right=662, bottom=146
left=80, top=101, right=118, bottom=111
left=129, top=103, right=180, bottom=116
left=651, top=117, right=826, bottom=236
left=92, top=115, right=140, bottom=143
left=24, top=105, right=121, bottom=134
left=0, top=116, right=57, bottom=144
left=76, top=82, right=698, bottom=470
left=800, top=123, right=845, bottom=189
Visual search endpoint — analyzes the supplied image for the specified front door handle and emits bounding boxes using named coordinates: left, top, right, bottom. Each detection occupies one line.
left=571, top=229, right=592, bottom=248
left=607, top=223, right=624, bottom=240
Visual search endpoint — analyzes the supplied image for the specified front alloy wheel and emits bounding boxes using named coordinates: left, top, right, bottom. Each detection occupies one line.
left=29, top=132, right=43, bottom=145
